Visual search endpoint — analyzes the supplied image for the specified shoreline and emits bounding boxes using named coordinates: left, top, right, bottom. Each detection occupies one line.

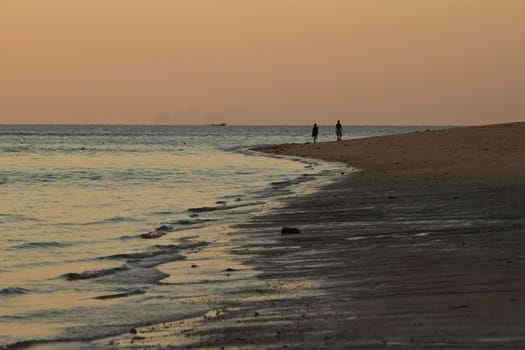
left=4, top=145, right=345, bottom=350
left=29, top=122, right=525, bottom=349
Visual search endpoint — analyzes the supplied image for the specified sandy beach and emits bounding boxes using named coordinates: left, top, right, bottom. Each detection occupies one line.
left=97, top=122, right=525, bottom=349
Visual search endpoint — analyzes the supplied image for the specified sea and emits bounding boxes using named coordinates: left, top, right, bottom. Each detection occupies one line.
left=0, top=124, right=443, bottom=348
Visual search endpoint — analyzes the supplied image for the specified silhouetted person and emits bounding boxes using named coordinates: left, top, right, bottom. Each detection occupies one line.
left=312, top=123, right=319, bottom=143
left=336, top=120, right=342, bottom=141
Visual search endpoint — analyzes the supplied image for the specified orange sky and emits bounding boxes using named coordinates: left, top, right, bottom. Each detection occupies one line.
left=1, top=0, right=524, bottom=125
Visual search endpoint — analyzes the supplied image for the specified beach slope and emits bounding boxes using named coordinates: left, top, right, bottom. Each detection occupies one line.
left=103, top=122, right=525, bottom=349
left=259, top=122, right=525, bottom=188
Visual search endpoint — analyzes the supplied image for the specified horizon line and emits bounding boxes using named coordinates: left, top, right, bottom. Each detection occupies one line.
left=0, top=122, right=469, bottom=127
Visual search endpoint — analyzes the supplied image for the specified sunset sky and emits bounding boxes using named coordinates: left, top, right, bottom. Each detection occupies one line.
left=1, top=0, right=524, bottom=125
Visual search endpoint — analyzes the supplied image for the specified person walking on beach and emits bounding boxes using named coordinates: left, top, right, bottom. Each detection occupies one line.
left=312, top=123, right=319, bottom=143
left=336, top=120, right=342, bottom=141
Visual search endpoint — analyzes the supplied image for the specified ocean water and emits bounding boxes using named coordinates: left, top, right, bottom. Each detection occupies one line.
left=0, top=124, right=442, bottom=347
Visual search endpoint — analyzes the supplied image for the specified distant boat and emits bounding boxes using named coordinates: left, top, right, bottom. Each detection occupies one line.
left=211, top=123, right=227, bottom=126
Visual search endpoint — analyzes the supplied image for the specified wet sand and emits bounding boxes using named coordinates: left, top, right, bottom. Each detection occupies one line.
left=99, top=122, right=525, bottom=349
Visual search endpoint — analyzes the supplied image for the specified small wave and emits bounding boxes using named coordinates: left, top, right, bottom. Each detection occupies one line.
left=188, top=201, right=265, bottom=213
left=0, top=287, right=31, bottom=296
left=94, top=289, right=145, bottom=300
left=97, top=266, right=170, bottom=285
left=59, top=216, right=142, bottom=226
left=140, top=221, right=211, bottom=239
left=157, top=241, right=208, bottom=250
left=106, top=249, right=178, bottom=261
left=88, top=216, right=142, bottom=225
left=105, top=246, right=185, bottom=268
left=10, top=241, right=70, bottom=250
left=130, top=252, right=185, bottom=268
left=170, top=218, right=216, bottom=225
left=102, top=216, right=141, bottom=223
left=61, top=265, right=130, bottom=281
left=0, top=213, right=42, bottom=223
left=104, top=241, right=206, bottom=268
left=154, top=210, right=177, bottom=215
left=119, top=235, right=140, bottom=241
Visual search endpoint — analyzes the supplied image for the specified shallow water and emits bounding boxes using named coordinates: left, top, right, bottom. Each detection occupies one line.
left=0, top=124, right=442, bottom=347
